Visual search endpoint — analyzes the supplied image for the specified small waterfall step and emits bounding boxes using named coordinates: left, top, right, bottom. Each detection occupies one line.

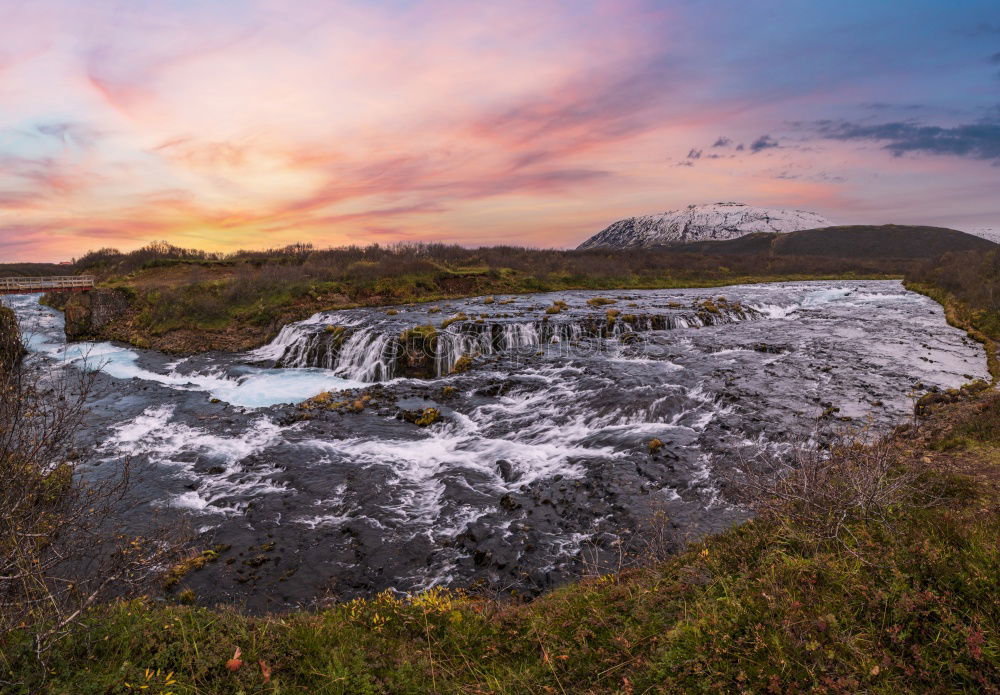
left=253, top=298, right=765, bottom=382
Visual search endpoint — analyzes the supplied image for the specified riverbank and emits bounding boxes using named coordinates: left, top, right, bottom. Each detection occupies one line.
left=905, top=281, right=1000, bottom=382
left=38, top=242, right=911, bottom=353
left=48, top=269, right=901, bottom=354
left=2, top=382, right=997, bottom=692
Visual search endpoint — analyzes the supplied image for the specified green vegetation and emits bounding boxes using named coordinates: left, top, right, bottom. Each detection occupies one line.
left=440, top=313, right=469, bottom=329
left=402, top=407, right=442, bottom=427
left=544, top=300, right=569, bottom=314
left=450, top=354, right=473, bottom=373
left=905, top=248, right=1000, bottom=382
left=163, top=546, right=230, bottom=591
left=300, top=391, right=375, bottom=414
left=399, top=324, right=438, bottom=346
left=586, top=296, right=617, bottom=307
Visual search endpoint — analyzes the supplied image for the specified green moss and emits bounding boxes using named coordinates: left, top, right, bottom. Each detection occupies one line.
left=451, top=354, right=473, bottom=373
left=399, top=324, right=437, bottom=344
left=441, top=313, right=468, bottom=329
left=403, top=407, right=442, bottom=427
left=163, top=545, right=229, bottom=591
left=544, top=300, right=568, bottom=315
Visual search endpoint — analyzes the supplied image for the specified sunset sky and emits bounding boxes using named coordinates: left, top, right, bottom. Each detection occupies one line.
left=1, top=0, right=999, bottom=261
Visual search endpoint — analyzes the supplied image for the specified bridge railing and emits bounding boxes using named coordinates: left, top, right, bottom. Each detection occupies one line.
left=0, top=275, right=96, bottom=293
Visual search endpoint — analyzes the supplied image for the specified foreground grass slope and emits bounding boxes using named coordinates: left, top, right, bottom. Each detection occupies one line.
left=3, top=386, right=998, bottom=693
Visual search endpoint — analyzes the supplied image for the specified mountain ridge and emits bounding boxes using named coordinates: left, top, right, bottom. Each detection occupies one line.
left=666, top=224, right=997, bottom=259
left=577, top=202, right=832, bottom=249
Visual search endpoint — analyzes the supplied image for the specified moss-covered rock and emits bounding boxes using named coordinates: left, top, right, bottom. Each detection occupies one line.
left=451, top=354, right=473, bottom=373
left=586, top=297, right=616, bottom=307
left=441, top=313, right=468, bottom=329
left=544, top=300, right=569, bottom=315
left=402, top=407, right=442, bottom=427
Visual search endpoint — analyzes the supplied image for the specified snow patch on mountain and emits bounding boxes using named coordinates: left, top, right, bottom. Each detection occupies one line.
left=958, top=225, right=1000, bottom=244
left=578, top=202, right=833, bottom=249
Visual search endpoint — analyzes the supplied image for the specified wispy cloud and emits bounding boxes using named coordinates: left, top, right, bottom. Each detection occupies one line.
left=813, top=116, right=1000, bottom=162
left=750, top=135, right=779, bottom=153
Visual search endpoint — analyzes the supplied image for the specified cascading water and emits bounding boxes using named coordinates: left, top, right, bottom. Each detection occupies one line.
left=260, top=300, right=766, bottom=379
left=331, top=329, right=398, bottom=381
left=2, top=281, right=990, bottom=609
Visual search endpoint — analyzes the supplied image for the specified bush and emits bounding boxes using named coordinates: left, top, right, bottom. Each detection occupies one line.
left=730, top=432, right=915, bottom=542
left=0, top=324, right=182, bottom=666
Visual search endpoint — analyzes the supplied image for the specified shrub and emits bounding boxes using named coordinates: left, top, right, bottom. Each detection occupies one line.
left=730, top=432, right=915, bottom=542
left=0, top=327, right=182, bottom=662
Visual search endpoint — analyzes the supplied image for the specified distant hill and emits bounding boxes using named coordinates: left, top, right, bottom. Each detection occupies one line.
left=666, top=224, right=997, bottom=259
left=0, top=263, right=67, bottom=277
left=577, top=202, right=832, bottom=249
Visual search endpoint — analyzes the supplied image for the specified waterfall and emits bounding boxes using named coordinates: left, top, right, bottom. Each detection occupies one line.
left=332, top=329, right=398, bottom=382
left=252, top=303, right=766, bottom=382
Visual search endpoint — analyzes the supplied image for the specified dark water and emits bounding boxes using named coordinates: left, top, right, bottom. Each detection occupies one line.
left=3, top=281, right=987, bottom=610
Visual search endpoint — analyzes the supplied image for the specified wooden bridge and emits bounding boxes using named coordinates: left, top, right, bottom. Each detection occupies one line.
left=0, top=275, right=95, bottom=295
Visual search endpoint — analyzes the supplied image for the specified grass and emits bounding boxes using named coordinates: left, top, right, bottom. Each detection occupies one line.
left=2, top=389, right=998, bottom=693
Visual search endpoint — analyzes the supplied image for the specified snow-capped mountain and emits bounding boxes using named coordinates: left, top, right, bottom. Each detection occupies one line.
left=577, top=202, right=833, bottom=249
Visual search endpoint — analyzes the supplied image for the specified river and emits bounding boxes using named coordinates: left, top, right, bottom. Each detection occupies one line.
left=3, top=280, right=988, bottom=610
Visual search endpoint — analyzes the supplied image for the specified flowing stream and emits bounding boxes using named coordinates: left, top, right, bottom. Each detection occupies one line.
left=3, top=280, right=988, bottom=610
